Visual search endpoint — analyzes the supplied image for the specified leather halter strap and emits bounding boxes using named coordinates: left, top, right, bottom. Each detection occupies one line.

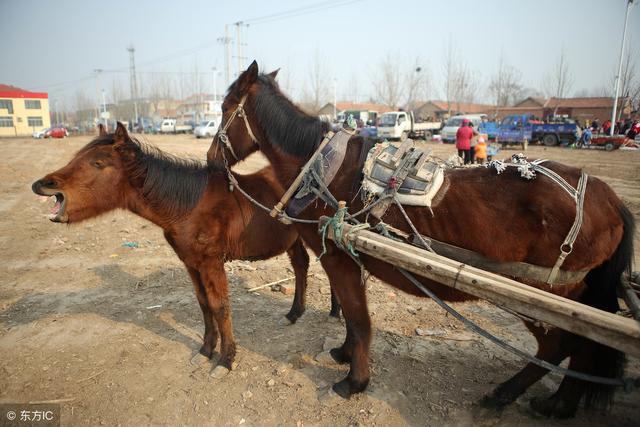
left=215, top=94, right=259, bottom=161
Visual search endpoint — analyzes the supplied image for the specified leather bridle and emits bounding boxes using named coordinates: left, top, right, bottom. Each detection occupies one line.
left=214, top=94, right=259, bottom=163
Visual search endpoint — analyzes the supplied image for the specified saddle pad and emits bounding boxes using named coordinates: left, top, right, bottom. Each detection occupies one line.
left=362, top=141, right=445, bottom=207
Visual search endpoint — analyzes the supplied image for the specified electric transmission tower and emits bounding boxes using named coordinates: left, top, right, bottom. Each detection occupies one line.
left=127, top=44, right=139, bottom=125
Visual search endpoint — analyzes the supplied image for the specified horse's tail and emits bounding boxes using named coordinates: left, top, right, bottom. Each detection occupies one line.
left=581, top=201, right=635, bottom=410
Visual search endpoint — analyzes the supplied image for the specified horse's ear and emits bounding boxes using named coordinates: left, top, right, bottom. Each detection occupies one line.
left=97, top=123, right=107, bottom=136
left=267, top=68, right=280, bottom=80
left=114, top=122, right=129, bottom=144
left=237, top=60, right=259, bottom=93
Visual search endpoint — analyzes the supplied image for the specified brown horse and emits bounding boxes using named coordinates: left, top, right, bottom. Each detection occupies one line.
left=32, top=123, right=339, bottom=378
left=207, top=61, right=635, bottom=418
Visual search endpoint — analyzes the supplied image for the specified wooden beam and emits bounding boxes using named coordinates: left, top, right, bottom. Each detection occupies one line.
left=320, top=217, right=640, bottom=358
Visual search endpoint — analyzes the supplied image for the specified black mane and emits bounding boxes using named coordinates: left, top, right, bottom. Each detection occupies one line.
left=252, top=74, right=330, bottom=158
left=86, top=135, right=218, bottom=221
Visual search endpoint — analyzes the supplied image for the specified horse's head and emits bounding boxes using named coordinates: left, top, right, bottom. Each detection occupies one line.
left=207, top=60, right=279, bottom=168
left=32, top=122, right=135, bottom=223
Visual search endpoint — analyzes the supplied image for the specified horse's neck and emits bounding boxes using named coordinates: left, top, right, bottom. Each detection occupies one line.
left=122, top=160, right=211, bottom=230
left=124, top=188, right=173, bottom=229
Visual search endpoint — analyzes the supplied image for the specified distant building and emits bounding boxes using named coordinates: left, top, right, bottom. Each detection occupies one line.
left=318, top=102, right=395, bottom=119
left=0, top=84, right=51, bottom=137
left=495, top=97, right=631, bottom=124
left=176, top=94, right=222, bottom=123
left=412, top=100, right=494, bottom=121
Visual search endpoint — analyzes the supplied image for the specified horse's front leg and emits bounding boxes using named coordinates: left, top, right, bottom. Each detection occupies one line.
left=185, top=266, right=219, bottom=363
left=200, top=260, right=236, bottom=378
left=285, top=237, right=309, bottom=323
left=319, top=252, right=371, bottom=398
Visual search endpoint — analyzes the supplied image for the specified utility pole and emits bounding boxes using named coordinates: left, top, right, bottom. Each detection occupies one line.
left=611, top=0, right=635, bottom=136
left=233, top=21, right=249, bottom=76
left=217, top=26, right=232, bottom=88
left=127, top=45, right=139, bottom=128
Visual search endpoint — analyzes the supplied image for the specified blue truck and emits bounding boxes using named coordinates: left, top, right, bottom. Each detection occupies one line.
left=495, top=114, right=579, bottom=149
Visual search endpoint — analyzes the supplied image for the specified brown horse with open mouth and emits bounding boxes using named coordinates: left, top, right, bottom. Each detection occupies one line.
left=206, top=61, right=635, bottom=418
left=32, top=122, right=339, bottom=378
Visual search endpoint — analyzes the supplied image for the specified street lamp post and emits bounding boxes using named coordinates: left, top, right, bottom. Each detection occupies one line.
left=212, top=67, right=219, bottom=102
left=611, top=0, right=635, bottom=136
left=101, top=89, right=108, bottom=132
left=54, top=100, right=60, bottom=126
left=93, top=69, right=103, bottom=125
left=333, top=78, right=337, bottom=121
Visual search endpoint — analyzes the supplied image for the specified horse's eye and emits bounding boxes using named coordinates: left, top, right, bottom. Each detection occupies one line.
left=91, top=160, right=105, bottom=169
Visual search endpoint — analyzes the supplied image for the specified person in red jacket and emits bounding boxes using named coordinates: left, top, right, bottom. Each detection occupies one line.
left=456, top=119, right=474, bottom=164
left=602, top=119, right=611, bottom=135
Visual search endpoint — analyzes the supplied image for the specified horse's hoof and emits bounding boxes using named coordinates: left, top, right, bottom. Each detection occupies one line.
left=332, top=379, right=352, bottom=399
left=190, top=352, right=209, bottom=366
left=472, top=400, right=503, bottom=425
left=285, top=309, right=303, bottom=324
left=478, top=394, right=508, bottom=410
left=314, top=350, right=337, bottom=364
left=278, top=317, right=294, bottom=326
left=329, top=347, right=350, bottom=364
left=209, top=365, right=230, bottom=379
left=529, top=396, right=576, bottom=419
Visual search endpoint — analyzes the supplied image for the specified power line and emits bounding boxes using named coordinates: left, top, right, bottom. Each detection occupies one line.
left=244, top=0, right=364, bottom=25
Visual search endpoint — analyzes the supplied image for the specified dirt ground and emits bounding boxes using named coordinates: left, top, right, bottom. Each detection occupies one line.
left=1, top=134, right=639, bottom=426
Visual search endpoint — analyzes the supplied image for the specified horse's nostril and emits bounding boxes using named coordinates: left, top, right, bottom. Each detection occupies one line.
left=31, top=178, right=57, bottom=194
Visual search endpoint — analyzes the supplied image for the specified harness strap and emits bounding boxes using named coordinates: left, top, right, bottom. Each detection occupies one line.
left=547, top=171, right=588, bottom=285
left=269, top=130, right=335, bottom=221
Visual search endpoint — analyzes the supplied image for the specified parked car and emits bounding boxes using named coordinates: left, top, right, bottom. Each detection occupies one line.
left=32, top=128, right=51, bottom=139
left=160, top=119, right=193, bottom=134
left=44, top=127, right=68, bottom=139
left=377, top=111, right=441, bottom=141
left=441, top=115, right=486, bottom=143
left=194, top=120, right=217, bottom=138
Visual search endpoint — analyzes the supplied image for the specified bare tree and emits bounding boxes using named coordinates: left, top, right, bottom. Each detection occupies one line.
left=488, top=53, right=523, bottom=114
left=73, top=89, right=95, bottom=126
left=301, top=50, right=330, bottom=113
left=441, top=41, right=480, bottom=114
left=543, top=49, right=573, bottom=115
left=375, top=53, right=403, bottom=108
left=405, top=57, right=425, bottom=109
left=442, top=40, right=458, bottom=115
left=615, top=45, right=640, bottom=115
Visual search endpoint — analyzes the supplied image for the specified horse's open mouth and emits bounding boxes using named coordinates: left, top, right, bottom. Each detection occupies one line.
left=48, top=192, right=68, bottom=223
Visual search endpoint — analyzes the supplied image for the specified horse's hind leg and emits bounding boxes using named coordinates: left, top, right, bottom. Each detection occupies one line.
left=285, top=238, right=309, bottom=323
left=479, top=325, right=573, bottom=411
left=529, top=338, right=623, bottom=419
left=319, top=253, right=371, bottom=398
left=201, top=261, right=236, bottom=378
left=186, top=266, right=218, bottom=360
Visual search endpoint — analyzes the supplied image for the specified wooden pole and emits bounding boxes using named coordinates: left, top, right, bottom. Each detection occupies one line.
left=319, top=217, right=640, bottom=358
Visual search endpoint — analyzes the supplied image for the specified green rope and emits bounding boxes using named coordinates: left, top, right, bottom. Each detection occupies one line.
left=318, top=206, right=369, bottom=260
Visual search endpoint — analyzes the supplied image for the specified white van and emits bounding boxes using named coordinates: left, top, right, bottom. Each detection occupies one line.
left=440, top=114, right=486, bottom=143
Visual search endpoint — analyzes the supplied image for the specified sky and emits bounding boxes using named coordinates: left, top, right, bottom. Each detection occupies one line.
left=1, top=0, right=639, bottom=110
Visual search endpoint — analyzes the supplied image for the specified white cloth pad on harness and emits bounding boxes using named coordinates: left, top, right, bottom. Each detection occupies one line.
left=361, top=140, right=445, bottom=207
